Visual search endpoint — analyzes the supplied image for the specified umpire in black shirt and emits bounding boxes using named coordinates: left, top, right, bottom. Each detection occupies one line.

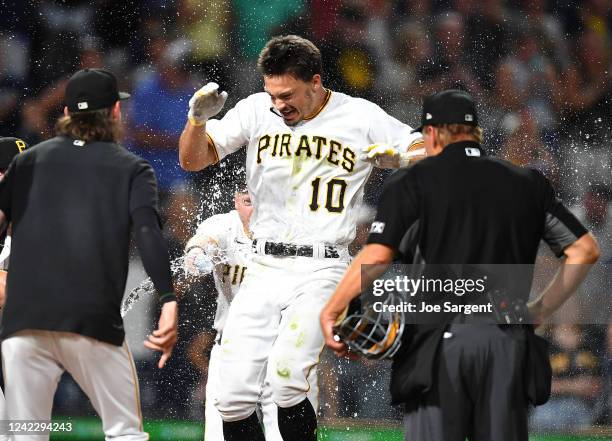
left=321, top=89, right=600, bottom=441
left=0, top=69, right=178, bottom=439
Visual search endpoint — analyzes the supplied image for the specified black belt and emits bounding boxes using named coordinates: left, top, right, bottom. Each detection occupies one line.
left=253, top=239, right=340, bottom=258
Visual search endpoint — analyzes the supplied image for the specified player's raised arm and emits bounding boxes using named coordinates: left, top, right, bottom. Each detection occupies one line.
left=361, top=137, right=426, bottom=169
left=179, top=82, right=228, bottom=171
left=360, top=103, right=426, bottom=169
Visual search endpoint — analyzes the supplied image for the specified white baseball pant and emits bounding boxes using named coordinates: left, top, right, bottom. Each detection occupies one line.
left=1, top=330, right=148, bottom=441
left=214, top=254, right=347, bottom=421
left=205, top=341, right=319, bottom=440
left=0, top=389, right=6, bottom=441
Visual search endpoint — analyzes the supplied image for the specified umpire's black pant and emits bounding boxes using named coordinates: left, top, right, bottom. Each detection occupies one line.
left=404, top=323, right=529, bottom=441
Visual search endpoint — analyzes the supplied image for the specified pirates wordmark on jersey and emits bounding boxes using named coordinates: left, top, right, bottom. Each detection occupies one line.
left=256, top=133, right=356, bottom=173
left=205, top=90, right=421, bottom=245
left=221, top=263, right=247, bottom=286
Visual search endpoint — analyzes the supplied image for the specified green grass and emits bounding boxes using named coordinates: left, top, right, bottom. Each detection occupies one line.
left=48, top=418, right=611, bottom=441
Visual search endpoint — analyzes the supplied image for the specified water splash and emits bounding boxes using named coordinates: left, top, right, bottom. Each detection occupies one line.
left=121, top=249, right=231, bottom=317
left=121, top=276, right=156, bottom=317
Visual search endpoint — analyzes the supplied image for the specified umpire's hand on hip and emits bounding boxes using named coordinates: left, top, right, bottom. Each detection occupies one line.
left=145, top=300, right=179, bottom=368
left=188, top=82, right=228, bottom=126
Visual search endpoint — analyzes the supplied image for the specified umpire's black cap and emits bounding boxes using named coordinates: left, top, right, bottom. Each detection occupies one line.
left=0, top=137, right=28, bottom=170
left=65, top=68, right=130, bottom=113
left=411, top=89, right=478, bottom=133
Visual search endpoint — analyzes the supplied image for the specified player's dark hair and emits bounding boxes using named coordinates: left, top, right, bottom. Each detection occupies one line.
left=257, top=35, right=322, bottom=82
left=55, top=108, right=123, bottom=143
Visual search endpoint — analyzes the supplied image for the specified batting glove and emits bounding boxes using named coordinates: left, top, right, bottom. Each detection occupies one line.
left=361, top=143, right=426, bottom=168
left=188, top=82, right=228, bottom=126
left=183, top=247, right=214, bottom=276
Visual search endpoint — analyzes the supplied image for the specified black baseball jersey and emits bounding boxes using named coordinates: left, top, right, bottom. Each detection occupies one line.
left=368, top=141, right=587, bottom=264
left=0, top=136, right=159, bottom=345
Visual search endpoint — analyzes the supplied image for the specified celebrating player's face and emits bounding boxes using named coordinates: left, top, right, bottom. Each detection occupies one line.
left=263, top=74, right=320, bottom=126
left=235, top=191, right=253, bottom=226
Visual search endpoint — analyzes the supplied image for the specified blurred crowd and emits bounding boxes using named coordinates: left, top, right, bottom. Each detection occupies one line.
left=1, top=0, right=612, bottom=433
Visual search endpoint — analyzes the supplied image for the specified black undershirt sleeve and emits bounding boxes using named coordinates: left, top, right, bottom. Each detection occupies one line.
left=367, top=169, right=420, bottom=250
left=131, top=206, right=175, bottom=303
left=539, top=173, right=589, bottom=257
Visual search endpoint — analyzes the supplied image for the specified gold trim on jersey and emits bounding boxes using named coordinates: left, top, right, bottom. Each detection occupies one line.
left=123, top=342, right=146, bottom=433
left=408, top=139, right=425, bottom=150
left=326, top=140, right=342, bottom=166
left=206, top=132, right=220, bottom=164
left=325, top=177, right=348, bottom=213
left=309, top=176, right=348, bottom=213
left=341, top=146, right=356, bottom=172
left=303, top=89, right=332, bottom=121
left=309, top=176, right=324, bottom=212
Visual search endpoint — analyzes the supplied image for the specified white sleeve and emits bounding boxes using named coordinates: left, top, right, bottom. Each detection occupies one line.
left=367, top=103, right=423, bottom=152
left=206, top=97, right=255, bottom=161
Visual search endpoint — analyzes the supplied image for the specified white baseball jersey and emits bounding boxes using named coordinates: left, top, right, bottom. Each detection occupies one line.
left=206, top=90, right=422, bottom=246
left=194, top=210, right=251, bottom=332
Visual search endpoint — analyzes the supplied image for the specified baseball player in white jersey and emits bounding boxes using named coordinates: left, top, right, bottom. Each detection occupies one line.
left=178, top=35, right=423, bottom=441
left=183, top=189, right=317, bottom=441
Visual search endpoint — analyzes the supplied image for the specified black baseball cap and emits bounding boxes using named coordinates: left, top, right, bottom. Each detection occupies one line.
left=411, top=89, right=478, bottom=133
left=0, top=137, right=28, bottom=170
left=65, top=68, right=130, bottom=113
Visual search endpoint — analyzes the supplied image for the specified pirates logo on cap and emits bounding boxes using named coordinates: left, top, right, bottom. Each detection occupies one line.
left=0, top=137, right=29, bottom=170
left=78, top=102, right=89, bottom=110
left=15, top=140, right=27, bottom=153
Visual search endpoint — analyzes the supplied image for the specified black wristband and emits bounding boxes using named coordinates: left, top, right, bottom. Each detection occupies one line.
left=159, top=292, right=177, bottom=304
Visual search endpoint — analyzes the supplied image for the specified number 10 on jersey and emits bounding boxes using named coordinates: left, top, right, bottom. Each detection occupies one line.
left=309, top=177, right=347, bottom=213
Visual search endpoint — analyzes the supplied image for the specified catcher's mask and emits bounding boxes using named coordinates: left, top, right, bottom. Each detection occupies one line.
left=334, top=292, right=405, bottom=359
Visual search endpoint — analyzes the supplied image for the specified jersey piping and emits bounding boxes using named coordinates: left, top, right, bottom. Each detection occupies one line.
left=408, top=139, right=425, bottom=150
left=206, top=132, right=220, bottom=163
left=303, top=89, right=332, bottom=121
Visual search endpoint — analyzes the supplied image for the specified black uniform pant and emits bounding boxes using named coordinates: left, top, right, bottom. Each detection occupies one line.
left=404, top=324, right=529, bottom=441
